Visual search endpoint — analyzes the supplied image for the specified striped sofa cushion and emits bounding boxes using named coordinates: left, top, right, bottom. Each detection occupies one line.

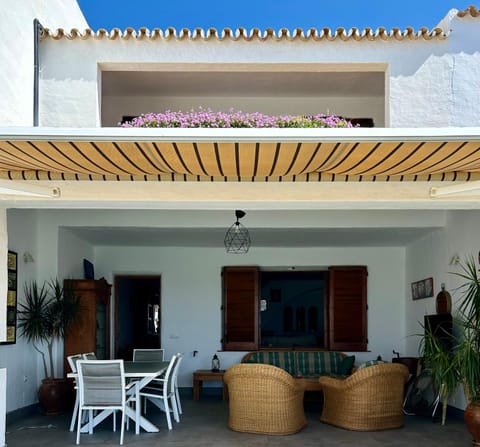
left=242, top=351, right=296, bottom=375
left=295, top=351, right=346, bottom=376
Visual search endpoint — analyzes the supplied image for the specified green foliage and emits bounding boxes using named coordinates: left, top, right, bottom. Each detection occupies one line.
left=17, top=279, right=81, bottom=379
left=419, top=256, right=480, bottom=424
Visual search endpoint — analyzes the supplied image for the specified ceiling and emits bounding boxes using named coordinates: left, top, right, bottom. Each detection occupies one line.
left=102, top=71, right=385, bottom=98
left=66, top=226, right=439, bottom=247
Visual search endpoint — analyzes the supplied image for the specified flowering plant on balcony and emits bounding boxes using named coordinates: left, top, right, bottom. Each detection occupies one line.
left=120, top=108, right=354, bottom=128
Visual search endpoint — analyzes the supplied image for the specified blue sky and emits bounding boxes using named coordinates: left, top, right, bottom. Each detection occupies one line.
left=77, top=1, right=476, bottom=31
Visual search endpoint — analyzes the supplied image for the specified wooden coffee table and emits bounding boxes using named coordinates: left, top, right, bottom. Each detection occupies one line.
left=193, top=369, right=228, bottom=400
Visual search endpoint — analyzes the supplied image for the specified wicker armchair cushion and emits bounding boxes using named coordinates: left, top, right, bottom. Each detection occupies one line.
left=224, top=363, right=307, bottom=435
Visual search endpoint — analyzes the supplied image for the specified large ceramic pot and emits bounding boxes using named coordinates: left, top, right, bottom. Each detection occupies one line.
left=38, top=378, right=70, bottom=415
left=465, top=401, right=480, bottom=446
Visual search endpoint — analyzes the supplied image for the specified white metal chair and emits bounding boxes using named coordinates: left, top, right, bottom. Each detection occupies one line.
left=67, top=354, right=84, bottom=432
left=172, top=353, right=184, bottom=416
left=132, top=348, right=164, bottom=362
left=82, top=352, right=97, bottom=360
left=76, top=360, right=133, bottom=445
left=138, top=354, right=179, bottom=430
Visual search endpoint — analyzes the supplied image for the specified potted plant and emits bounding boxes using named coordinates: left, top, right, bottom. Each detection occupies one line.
left=451, top=257, right=480, bottom=443
left=419, top=319, right=457, bottom=425
left=419, top=256, right=480, bottom=438
left=17, top=279, right=81, bottom=415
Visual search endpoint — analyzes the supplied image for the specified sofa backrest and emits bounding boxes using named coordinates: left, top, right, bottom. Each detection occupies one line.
left=242, top=350, right=347, bottom=376
left=242, top=351, right=296, bottom=375
left=296, top=351, right=346, bottom=376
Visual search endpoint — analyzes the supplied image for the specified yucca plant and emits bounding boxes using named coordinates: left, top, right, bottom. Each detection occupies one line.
left=419, top=255, right=480, bottom=426
left=17, top=279, right=81, bottom=379
left=451, top=256, right=480, bottom=405
left=419, top=320, right=458, bottom=425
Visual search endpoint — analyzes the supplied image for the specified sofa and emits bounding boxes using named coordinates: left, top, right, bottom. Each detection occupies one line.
left=241, top=350, right=355, bottom=391
left=319, top=362, right=409, bottom=431
left=224, top=363, right=307, bottom=435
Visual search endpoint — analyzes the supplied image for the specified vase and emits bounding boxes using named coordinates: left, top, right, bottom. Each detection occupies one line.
left=38, top=378, right=70, bottom=415
left=464, top=401, right=480, bottom=446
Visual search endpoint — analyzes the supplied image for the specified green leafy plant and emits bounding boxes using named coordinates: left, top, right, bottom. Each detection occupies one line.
left=418, top=255, right=480, bottom=425
left=419, top=321, right=457, bottom=425
left=451, top=257, right=480, bottom=405
left=17, top=279, right=81, bottom=379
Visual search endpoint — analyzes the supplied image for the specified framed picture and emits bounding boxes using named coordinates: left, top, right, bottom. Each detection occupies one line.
left=412, top=277, right=434, bottom=300
left=2, top=250, right=18, bottom=344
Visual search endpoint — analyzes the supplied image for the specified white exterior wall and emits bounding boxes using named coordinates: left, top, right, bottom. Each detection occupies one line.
left=39, top=15, right=480, bottom=128
left=0, top=0, right=87, bottom=126
left=1, top=3, right=480, bottom=416
left=405, top=210, right=480, bottom=409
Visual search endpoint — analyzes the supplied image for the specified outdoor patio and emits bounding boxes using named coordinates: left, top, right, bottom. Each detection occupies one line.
left=5, top=395, right=471, bottom=447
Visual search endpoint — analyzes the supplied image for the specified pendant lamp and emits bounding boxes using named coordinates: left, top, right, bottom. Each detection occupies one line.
left=224, top=210, right=250, bottom=254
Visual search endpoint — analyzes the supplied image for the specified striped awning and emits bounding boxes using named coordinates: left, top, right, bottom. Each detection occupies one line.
left=1, top=127, right=480, bottom=182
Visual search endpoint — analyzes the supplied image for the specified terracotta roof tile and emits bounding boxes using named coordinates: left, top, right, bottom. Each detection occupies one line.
left=40, top=25, right=448, bottom=42
left=457, top=5, right=480, bottom=18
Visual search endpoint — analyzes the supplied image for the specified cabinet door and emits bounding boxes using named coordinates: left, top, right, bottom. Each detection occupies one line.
left=222, top=266, right=259, bottom=351
left=64, top=279, right=111, bottom=375
left=328, top=266, right=367, bottom=351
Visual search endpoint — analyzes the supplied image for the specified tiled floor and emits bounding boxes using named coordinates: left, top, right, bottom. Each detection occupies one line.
left=6, top=396, right=472, bottom=447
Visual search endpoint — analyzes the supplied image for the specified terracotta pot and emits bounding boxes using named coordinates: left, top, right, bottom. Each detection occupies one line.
left=38, top=378, right=70, bottom=415
left=465, top=401, right=480, bottom=446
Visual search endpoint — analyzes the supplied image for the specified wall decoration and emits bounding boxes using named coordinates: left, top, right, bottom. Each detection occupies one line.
left=2, top=251, right=17, bottom=344
left=411, top=277, right=434, bottom=300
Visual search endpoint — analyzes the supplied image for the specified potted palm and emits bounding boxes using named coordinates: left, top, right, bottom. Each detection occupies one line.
left=17, top=279, right=81, bottom=415
left=451, top=257, right=480, bottom=444
left=419, top=256, right=480, bottom=439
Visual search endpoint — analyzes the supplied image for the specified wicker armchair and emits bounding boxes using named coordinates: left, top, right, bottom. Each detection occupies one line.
left=319, top=362, right=409, bottom=431
left=224, top=363, right=307, bottom=435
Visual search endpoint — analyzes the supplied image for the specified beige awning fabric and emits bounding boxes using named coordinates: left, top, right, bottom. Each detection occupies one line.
left=1, top=127, right=479, bottom=182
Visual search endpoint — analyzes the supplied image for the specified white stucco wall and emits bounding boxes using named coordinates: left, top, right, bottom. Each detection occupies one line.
left=38, top=13, right=480, bottom=128
left=405, top=209, right=480, bottom=410
left=0, top=0, right=87, bottom=127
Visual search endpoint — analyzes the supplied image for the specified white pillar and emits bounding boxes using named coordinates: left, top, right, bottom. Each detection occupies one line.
left=0, top=368, right=6, bottom=447
left=0, top=208, right=7, bottom=342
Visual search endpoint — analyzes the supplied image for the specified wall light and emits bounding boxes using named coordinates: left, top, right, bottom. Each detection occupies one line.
left=0, top=181, right=60, bottom=198
left=430, top=181, right=480, bottom=198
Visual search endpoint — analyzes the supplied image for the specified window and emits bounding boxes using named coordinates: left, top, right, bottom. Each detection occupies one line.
left=222, top=266, right=367, bottom=351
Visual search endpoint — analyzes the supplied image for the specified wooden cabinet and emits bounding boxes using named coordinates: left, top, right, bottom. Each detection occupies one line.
left=64, top=278, right=111, bottom=375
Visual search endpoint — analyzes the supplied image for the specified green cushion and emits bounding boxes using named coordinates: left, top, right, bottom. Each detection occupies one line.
left=337, top=355, right=355, bottom=376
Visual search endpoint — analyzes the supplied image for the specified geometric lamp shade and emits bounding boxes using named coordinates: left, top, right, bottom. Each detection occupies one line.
left=224, top=210, right=251, bottom=254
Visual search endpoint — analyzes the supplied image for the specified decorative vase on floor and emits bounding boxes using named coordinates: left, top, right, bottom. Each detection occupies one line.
left=465, top=401, right=480, bottom=446
left=38, top=378, right=70, bottom=415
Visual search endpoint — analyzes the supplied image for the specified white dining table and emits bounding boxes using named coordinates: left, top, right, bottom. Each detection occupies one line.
left=68, top=360, right=169, bottom=435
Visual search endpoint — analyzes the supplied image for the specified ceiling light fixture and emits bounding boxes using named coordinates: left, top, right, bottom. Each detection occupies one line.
left=224, top=210, right=251, bottom=254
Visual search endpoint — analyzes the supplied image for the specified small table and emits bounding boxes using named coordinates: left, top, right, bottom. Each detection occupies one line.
left=193, top=369, right=228, bottom=400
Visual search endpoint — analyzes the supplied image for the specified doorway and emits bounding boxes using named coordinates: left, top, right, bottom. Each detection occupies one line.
left=114, top=275, right=161, bottom=360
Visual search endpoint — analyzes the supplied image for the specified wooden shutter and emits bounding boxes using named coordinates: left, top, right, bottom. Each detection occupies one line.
left=222, top=266, right=259, bottom=351
left=328, top=266, right=367, bottom=351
